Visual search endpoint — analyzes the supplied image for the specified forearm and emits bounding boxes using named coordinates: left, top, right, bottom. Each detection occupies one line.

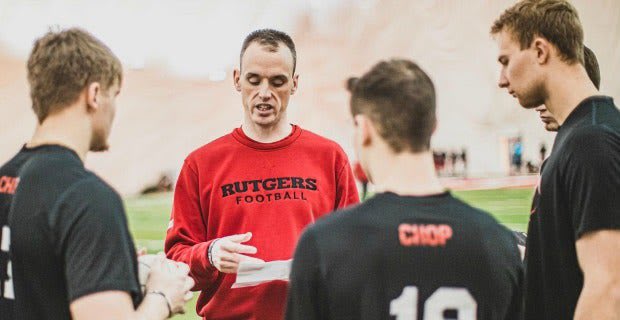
left=166, top=240, right=219, bottom=289
left=71, top=291, right=171, bottom=320
left=575, top=230, right=620, bottom=320
left=574, top=281, right=620, bottom=320
left=166, top=159, right=215, bottom=288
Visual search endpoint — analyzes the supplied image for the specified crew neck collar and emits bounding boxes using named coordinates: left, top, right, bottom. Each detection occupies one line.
left=21, top=143, right=82, bottom=163
left=232, top=124, right=302, bottom=150
left=378, top=190, right=451, bottom=202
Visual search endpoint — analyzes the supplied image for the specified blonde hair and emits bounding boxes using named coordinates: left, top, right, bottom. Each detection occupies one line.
left=491, top=0, right=584, bottom=64
left=27, top=27, right=122, bottom=123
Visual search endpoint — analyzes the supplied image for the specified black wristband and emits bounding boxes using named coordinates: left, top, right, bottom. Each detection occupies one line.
left=147, top=290, right=173, bottom=318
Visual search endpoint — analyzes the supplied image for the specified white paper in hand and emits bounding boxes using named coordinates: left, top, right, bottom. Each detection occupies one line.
left=232, top=259, right=292, bottom=288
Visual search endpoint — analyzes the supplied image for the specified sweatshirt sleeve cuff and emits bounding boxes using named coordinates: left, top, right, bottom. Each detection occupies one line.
left=190, top=240, right=218, bottom=275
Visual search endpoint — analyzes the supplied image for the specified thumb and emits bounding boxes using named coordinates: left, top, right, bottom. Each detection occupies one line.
left=238, top=256, right=266, bottom=271
left=226, top=232, right=252, bottom=243
left=136, top=247, right=147, bottom=257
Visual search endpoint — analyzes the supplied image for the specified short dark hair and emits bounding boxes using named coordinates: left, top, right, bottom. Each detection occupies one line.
left=583, top=45, right=600, bottom=90
left=491, top=0, right=584, bottom=64
left=346, top=77, right=358, bottom=92
left=240, top=29, right=297, bottom=73
left=349, top=59, right=436, bottom=153
left=27, top=27, right=122, bottom=123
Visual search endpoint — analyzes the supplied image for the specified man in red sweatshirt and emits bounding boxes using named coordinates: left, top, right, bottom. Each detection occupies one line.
left=165, top=29, right=359, bottom=319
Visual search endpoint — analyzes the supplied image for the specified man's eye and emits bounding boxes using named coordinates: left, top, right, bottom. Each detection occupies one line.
left=272, top=78, right=287, bottom=86
left=248, top=78, right=259, bottom=85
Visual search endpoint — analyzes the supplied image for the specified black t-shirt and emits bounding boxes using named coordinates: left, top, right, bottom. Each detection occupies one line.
left=0, top=145, right=55, bottom=316
left=286, top=192, right=523, bottom=320
left=525, top=96, right=620, bottom=319
left=8, top=145, right=142, bottom=319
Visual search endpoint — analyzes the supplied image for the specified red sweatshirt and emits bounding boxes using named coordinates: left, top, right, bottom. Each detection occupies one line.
left=165, top=125, right=359, bottom=319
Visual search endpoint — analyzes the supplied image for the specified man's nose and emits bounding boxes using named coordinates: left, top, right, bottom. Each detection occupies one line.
left=258, top=81, right=271, bottom=100
left=498, top=69, right=508, bottom=88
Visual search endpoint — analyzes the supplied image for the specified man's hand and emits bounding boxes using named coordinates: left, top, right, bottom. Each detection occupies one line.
left=146, top=256, right=195, bottom=316
left=209, top=232, right=265, bottom=273
left=71, top=256, right=195, bottom=320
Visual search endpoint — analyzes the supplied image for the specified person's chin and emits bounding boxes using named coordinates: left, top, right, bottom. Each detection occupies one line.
left=517, top=93, right=544, bottom=109
left=252, top=116, right=278, bottom=127
left=90, top=142, right=110, bottom=152
left=544, top=124, right=559, bottom=132
left=519, top=100, right=540, bottom=109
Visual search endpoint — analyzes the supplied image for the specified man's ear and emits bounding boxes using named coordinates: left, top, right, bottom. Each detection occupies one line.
left=233, top=68, right=241, bottom=92
left=355, top=114, right=375, bottom=147
left=86, top=82, right=101, bottom=113
left=532, top=37, right=550, bottom=65
left=290, top=74, right=299, bottom=95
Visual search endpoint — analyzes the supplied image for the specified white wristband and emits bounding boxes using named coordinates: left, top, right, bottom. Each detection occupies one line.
left=208, top=238, right=221, bottom=267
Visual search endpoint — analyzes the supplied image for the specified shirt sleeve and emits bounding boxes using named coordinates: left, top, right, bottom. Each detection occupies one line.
left=334, top=156, right=360, bottom=210
left=164, top=159, right=221, bottom=291
left=53, top=178, right=141, bottom=305
left=286, top=228, right=326, bottom=320
left=502, top=230, right=524, bottom=320
left=564, top=127, right=620, bottom=238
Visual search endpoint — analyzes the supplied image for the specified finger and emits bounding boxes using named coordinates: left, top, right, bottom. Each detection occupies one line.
left=219, top=261, right=239, bottom=269
left=183, top=276, right=195, bottom=291
left=136, top=247, right=147, bottom=257
left=219, top=253, right=240, bottom=263
left=221, top=242, right=257, bottom=254
left=150, top=256, right=167, bottom=271
left=239, top=255, right=265, bottom=263
left=153, top=253, right=166, bottom=263
left=219, top=263, right=239, bottom=274
left=174, top=261, right=190, bottom=274
left=238, top=256, right=266, bottom=270
left=184, top=290, right=193, bottom=302
left=220, top=266, right=237, bottom=274
left=222, top=252, right=259, bottom=264
left=151, top=253, right=170, bottom=271
left=224, top=232, right=252, bottom=243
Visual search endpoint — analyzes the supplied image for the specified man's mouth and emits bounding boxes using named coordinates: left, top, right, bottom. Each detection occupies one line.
left=255, top=104, right=273, bottom=112
left=539, top=115, right=552, bottom=123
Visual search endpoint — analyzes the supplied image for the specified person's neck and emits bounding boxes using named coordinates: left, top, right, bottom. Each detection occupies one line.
left=241, top=118, right=292, bottom=143
left=371, top=150, right=445, bottom=196
left=544, top=63, right=599, bottom=125
left=26, top=107, right=91, bottom=162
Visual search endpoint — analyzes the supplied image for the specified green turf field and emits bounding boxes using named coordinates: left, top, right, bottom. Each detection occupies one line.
left=125, top=187, right=534, bottom=319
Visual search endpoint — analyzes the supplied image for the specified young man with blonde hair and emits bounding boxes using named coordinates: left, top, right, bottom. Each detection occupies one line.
left=7, top=28, right=194, bottom=320
left=492, top=1, right=620, bottom=318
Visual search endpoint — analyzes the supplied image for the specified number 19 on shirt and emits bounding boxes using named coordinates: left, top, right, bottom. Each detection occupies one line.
left=1, top=225, right=13, bottom=299
left=390, top=286, right=476, bottom=320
